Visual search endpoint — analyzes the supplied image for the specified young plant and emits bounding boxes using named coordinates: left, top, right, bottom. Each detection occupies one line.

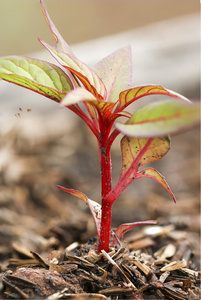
left=0, top=0, right=199, bottom=253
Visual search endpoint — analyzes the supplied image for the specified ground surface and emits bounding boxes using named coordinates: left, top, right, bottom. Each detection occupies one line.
left=0, top=109, right=200, bottom=299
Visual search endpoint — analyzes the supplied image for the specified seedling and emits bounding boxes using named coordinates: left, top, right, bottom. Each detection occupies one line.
left=0, top=0, right=199, bottom=253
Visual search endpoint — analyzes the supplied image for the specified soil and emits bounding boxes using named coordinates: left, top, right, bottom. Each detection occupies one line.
left=0, top=111, right=200, bottom=299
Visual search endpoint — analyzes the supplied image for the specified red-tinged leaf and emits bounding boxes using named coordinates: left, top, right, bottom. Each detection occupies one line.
left=57, top=185, right=88, bottom=203
left=135, top=167, right=176, bottom=203
left=116, top=85, right=190, bottom=111
left=57, top=185, right=101, bottom=236
left=40, top=0, right=72, bottom=54
left=116, top=100, right=200, bottom=137
left=120, top=136, right=170, bottom=179
left=94, top=46, right=132, bottom=103
left=39, top=39, right=106, bottom=99
left=0, top=56, right=73, bottom=101
left=113, top=220, right=157, bottom=247
left=105, top=136, right=170, bottom=205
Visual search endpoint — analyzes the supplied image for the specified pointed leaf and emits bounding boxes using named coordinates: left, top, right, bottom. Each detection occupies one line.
left=116, top=85, right=190, bottom=111
left=40, top=0, right=80, bottom=89
left=136, top=167, right=176, bottom=202
left=0, top=56, right=73, bottom=101
left=40, top=0, right=72, bottom=54
left=120, top=136, right=170, bottom=178
left=57, top=185, right=88, bottom=203
left=113, top=220, right=157, bottom=247
left=94, top=46, right=132, bottom=103
left=105, top=136, right=170, bottom=204
left=57, top=185, right=101, bottom=236
left=116, top=100, right=200, bottom=137
left=39, top=39, right=106, bottom=99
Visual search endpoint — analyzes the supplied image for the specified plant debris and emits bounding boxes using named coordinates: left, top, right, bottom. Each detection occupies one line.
left=1, top=236, right=200, bottom=299
left=0, top=113, right=200, bottom=299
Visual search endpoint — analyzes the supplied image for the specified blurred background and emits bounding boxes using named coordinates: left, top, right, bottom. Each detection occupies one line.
left=0, top=0, right=199, bottom=55
left=0, top=0, right=200, bottom=262
left=0, top=0, right=199, bottom=108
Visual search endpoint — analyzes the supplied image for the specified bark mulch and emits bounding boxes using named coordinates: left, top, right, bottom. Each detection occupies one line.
left=0, top=112, right=200, bottom=299
left=1, top=229, right=200, bottom=299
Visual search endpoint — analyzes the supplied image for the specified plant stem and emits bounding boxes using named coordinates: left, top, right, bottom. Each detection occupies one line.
left=98, top=199, right=112, bottom=253
left=97, top=117, right=113, bottom=252
left=98, top=143, right=112, bottom=252
left=99, top=145, right=112, bottom=198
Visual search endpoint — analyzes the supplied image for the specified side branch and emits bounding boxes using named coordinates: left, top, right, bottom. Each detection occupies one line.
left=105, top=138, right=154, bottom=204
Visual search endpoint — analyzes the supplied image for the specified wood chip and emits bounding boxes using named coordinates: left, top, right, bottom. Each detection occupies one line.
left=159, top=271, right=170, bottom=283
left=48, top=291, right=108, bottom=300
left=30, top=251, right=49, bottom=269
left=154, top=243, right=176, bottom=260
left=86, top=248, right=103, bottom=264
left=129, top=237, right=155, bottom=250
left=180, top=268, right=199, bottom=279
left=12, top=243, right=34, bottom=259
left=160, top=259, right=187, bottom=272
left=66, top=254, right=95, bottom=268
left=131, top=258, right=152, bottom=276
left=101, top=250, right=136, bottom=289
left=143, top=224, right=175, bottom=237
left=99, top=286, right=135, bottom=297
left=49, top=263, right=77, bottom=273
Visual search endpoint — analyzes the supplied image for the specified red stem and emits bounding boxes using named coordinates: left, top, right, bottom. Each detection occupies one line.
left=106, top=128, right=120, bottom=148
left=98, top=199, right=112, bottom=252
left=97, top=115, right=113, bottom=253
left=70, top=104, right=115, bottom=252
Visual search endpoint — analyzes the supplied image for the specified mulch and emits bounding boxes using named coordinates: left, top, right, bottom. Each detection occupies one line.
left=0, top=111, right=200, bottom=299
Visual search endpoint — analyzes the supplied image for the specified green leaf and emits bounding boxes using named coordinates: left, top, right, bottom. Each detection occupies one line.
left=116, top=100, right=200, bottom=137
left=0, top=56, right=73, bottom=101
left=116, top=85, right=190, bottom=111
left=120, top=136, right=170, bottom=178
left=39, top=39, right=106, bottom=99
left=105, top=136, right=170, bottom=204
left=94, top=46, right=132, bottom=103
left=136, top=167, right=176, bottom=202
